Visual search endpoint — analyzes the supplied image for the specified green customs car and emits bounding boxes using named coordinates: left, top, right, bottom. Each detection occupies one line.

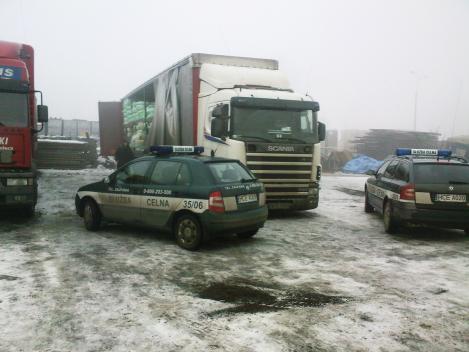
left=75, top=146, right=268, bottom=250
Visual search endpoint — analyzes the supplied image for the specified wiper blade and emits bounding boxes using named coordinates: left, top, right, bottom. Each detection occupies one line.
left=449, top=181, right=469, bottom=185
left=236, top=135, right=271, bottom=142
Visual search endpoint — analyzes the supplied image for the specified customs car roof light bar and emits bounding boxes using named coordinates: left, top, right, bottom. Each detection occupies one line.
left=149, top=145, right=205, bottom=155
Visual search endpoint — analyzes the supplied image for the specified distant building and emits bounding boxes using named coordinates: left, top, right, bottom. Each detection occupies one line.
left=339, top=129, right=368, bottom=152
left=41, top=118, right=100, bottom=139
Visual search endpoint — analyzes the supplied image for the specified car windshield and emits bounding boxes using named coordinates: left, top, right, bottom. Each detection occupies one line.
left=0, top=92, right=28, bottom=127
left=231, top=107, right=317, bottom=144
left=208, top=161, right=255, bottom=184
left=414, top=163, right=469, bottom=184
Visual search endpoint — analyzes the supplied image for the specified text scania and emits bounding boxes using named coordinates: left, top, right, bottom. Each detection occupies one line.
left=267, top=145, right=295, bottom=152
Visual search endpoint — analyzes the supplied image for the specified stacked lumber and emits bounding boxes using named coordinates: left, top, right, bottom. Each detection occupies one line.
left=37, top=138, right=98, bottom=169
left=353, top=129, right=440, bottom=160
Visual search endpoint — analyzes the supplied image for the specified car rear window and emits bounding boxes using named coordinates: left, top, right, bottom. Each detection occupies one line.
left=414, top=163, right=469, bottom=184
left=207, top=162, right=255, bottom=184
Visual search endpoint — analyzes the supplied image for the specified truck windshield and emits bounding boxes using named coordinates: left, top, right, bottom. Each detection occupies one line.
left=231, top=107, right=317, bottom=144
left=0, top=92, right=28, bottom=127
left=414, top=163, right=469, bottom=184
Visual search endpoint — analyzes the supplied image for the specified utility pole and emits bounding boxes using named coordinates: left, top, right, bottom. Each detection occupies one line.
left=410, top=71, right=426, bottom=131
left=413, top=82, right=419, bottom=131
left=451, top=80, right=463, bottom=137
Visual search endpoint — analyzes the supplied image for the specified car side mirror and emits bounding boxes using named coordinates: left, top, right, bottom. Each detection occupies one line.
left=37, top=105, right=48, bottom=123
left=211, top=117, right=228, bottom=139
left=365, top=169, right=377, bottom=176
left=318, top=122, right=326, bottom=142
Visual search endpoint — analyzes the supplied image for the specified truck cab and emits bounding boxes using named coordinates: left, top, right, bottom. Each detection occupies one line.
left=197, top=63, right=325, bottom=210
left=0, top=41, right=48, bottom=215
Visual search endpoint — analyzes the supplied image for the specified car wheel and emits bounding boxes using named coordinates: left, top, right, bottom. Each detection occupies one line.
left=83, top=199, right=101, bottom=231
left=364, top=190, right=374, bottom=213
left=237, top=229, right=259, bottom=239
left=174, top=214, right=203, bottom=250
left=383, top=200, right=398, bottom=234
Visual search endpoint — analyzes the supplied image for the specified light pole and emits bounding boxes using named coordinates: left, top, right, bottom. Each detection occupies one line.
left=410, top=71, right=426, bottom=131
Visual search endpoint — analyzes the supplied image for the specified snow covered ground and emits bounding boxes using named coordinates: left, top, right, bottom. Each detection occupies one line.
left=0, top=169, right=468, bottom=351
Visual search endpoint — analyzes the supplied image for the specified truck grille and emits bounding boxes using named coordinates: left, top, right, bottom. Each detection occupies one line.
left=246, top=152, right=313, bottom=200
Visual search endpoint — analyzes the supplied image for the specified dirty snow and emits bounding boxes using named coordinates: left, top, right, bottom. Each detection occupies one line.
left=0, top=170, right=468, bottom=351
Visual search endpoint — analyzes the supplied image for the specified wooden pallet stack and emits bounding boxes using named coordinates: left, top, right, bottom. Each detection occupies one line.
left=353, top=129, right=440, bottom=160
left=37, top=138, right=98, bottom=169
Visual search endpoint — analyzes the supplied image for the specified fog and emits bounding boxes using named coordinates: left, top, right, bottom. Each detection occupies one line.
left=2, top=0, right=469, bottom=138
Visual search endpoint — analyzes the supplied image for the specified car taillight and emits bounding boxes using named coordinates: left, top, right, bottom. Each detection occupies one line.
left=400, top=184, right=415, bottom=201
left=209, top=191, right=225, bottom=213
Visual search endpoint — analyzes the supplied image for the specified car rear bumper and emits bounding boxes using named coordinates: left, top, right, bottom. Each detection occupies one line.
left=394, top=202, right=469, bottom=229
left=201, top=206, right=268, bottom=237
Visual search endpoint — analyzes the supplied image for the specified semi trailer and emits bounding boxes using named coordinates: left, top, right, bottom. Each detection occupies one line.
left=99, top=53, right=325, bottom=210
left=0, top=40, right=48, bottom=216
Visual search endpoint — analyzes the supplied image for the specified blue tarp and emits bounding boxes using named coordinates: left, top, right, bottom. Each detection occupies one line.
left=342, top=155, right=383, bottom=174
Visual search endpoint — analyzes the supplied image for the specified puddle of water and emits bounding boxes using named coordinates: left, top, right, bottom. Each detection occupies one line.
left=198, top=281, right=350, bottom=316
left=0, top=275, right=19, bottom=281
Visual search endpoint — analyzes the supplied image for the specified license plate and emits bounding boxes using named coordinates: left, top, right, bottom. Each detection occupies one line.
left=237, top=194, right=258, bottom=204
left=434, top=194, right=467, bottom=202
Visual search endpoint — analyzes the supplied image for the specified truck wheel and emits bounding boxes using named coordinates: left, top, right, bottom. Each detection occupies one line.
left=174, top=214, right=202, bottom=250
left=237, top=229, right=259, bottom=239
left=383, top=200, right=398, bottom=234
left=83, top=199, right=101, bottom=231
left=364, top=190, right=374, bottom=213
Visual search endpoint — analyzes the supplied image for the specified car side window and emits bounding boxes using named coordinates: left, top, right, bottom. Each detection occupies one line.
left=176, top=163, right=192, bottom=186
left=395, top=161, right=410, bottom=182
left=377, top=161, right=391, bottom=177
left=384, top=160, right=399, bottom=179
left=150, top=161, right=182, bottom=185
left=115, top=160, right=152, bottom=185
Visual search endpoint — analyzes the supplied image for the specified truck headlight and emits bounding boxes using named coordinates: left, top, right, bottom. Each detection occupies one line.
left=7, top=178, right=31, bottom=186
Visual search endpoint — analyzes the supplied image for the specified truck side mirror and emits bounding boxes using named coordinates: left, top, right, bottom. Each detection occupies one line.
left=212, top=103, right=229, bottom=119
left=318, top=122, right=326, bottom=142
left=211, top=117, right=228, bottom=138
left=37, top=105, right=49, bottom=123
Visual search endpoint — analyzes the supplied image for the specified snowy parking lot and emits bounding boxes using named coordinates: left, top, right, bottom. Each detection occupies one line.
left=0, top=169, right=468, bottom=351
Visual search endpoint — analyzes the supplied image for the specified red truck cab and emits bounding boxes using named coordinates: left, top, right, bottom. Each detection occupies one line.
left=0, top=40, right=48, bottom=216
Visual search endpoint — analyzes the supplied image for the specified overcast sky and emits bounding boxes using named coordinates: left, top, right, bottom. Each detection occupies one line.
left=2, top=0, right=469, bottom=137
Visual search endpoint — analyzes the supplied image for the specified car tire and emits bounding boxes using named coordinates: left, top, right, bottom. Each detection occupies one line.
left=364, top=190, right=374, bottom=213
left=174, top=214, right=203, bottom=251
left=83, top=199, right=101, bottom=231
left=237, top=229, right=259, bottom=239
left=383, top=200, right=398, bottom=234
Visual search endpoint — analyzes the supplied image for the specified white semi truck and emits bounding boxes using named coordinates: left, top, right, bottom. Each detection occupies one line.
left=99, top=53, right=326, bottom=210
